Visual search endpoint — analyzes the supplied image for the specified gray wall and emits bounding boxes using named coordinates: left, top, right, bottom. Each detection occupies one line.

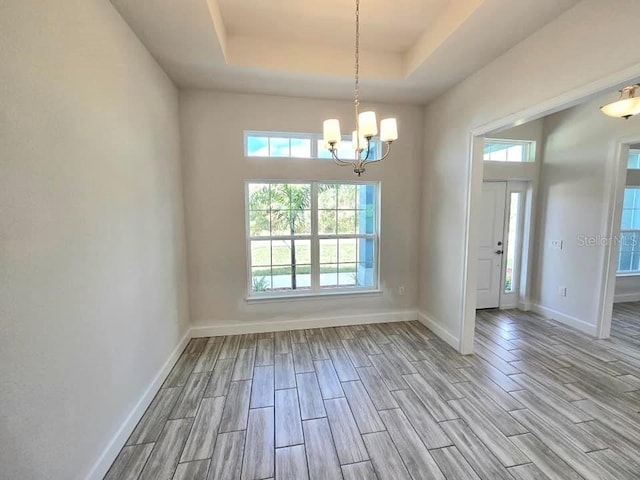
left=0, top=1, right=189, bottom=478
left=534, top=99, right=640, bottom=320
left=179, top=90, right=423, bottom=328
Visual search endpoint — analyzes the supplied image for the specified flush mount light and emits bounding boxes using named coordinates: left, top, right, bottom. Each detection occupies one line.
left=322, top=0, right=398, bottom=176
left=600, top=85, right=640, bottom=119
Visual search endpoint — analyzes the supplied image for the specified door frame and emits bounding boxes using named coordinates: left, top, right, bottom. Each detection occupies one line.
left=459, top=68, right=640, bottom=355
left=477, top=180, right=529, bottom=310
left=598, top=136, right=640, bottom=338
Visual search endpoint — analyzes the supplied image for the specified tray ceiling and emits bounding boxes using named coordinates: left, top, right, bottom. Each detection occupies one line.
left=111, top=0, right=581, bottom=103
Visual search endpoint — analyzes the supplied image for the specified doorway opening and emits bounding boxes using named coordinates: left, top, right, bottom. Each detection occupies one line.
left=601, top=142, right=640, bottom=338
left=460, top=75, right=640, bottom=355
left=613, top=146, right=640, bottom=302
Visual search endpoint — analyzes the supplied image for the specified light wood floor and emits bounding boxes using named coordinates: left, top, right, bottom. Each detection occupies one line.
left=105, top=305, right=640, bottom=480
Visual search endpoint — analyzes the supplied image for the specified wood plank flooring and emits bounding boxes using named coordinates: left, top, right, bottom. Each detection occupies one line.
left=106, top=305, right=640, bottom=480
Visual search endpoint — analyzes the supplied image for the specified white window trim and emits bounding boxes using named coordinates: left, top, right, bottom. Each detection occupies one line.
left=245, top=180, right=381, bottom=300
left=244, top=130, right=380, bottom=160
left=483, top=138, right=536, bottom=163
left=245, top=289, right=383, bottom=304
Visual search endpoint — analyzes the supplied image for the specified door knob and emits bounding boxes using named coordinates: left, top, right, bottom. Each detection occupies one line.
left=495, top=250, right=503, bottom=255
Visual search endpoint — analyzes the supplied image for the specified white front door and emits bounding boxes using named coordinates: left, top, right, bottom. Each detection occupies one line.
left=477, top=182, right=506, bottom=309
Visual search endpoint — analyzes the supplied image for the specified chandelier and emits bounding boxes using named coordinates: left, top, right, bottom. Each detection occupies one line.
left=600, top=84, right=640, bottom=119
left=322, top=0, right=398, bottom=176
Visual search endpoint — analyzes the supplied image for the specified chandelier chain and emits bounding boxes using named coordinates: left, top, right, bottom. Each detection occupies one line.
left=323, top=0, right=396, bottom=175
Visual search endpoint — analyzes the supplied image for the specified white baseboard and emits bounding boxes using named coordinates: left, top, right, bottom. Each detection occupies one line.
left=86, top=329, right=192, bottom=480
left=190, top=310, right=418, bottom=337
left=614, top=292, right=640, bottom=303
left=417, top=311, right=460, bottom=351
left=530, top=304, right=598, bottom=336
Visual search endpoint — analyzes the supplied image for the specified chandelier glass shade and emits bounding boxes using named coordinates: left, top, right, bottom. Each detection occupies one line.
left=600, top=85, right=640, bottom=119
left=322, top=0, right=398, bottom=176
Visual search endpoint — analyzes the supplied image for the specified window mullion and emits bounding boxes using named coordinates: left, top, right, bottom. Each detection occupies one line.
left=311, top=182, right=320, bottom=293
left=269, top=184, right=274, bottom=289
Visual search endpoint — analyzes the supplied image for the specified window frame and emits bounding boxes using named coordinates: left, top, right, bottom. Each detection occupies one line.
left=245, top=180, right=381, bottom=300
left=244, top=131, right=380, bottom=160
left=617, top=186, right=640, bottom=275
left=627, top=149, right=640, bottom=169
left=502, top=189, right=525, bottom=296
left=483, top=138, right=536, bottom=163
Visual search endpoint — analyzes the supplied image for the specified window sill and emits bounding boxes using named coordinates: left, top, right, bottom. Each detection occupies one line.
left=246, top=289, right=383, bottom=304
left=616, top=272, right=640, bottom=277
left=483, top=160, right=536, bottom=164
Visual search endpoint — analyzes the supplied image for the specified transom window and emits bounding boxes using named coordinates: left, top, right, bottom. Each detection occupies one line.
left=245, top=131, right=378, bottom=160
left=618, top=187, right=640, bottom=274
left=627, top=149, right=640, bottom=169
left=483, top=139, right=535, bottom=162
left=246, top=181, right=379, bottom=297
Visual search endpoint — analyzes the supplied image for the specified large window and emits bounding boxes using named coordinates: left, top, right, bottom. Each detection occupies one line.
left=619, top=187, right=640, bottom=274
left=246, top=181, right=378, bottom=296
left=245, top=131, right=378, bottom=160
left=483, top=139, right=535, bottom=162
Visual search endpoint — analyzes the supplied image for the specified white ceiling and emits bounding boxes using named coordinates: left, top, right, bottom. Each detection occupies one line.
left=111, top=0, right=581, bottom=104
left=218, top=0, right=449, bottom=54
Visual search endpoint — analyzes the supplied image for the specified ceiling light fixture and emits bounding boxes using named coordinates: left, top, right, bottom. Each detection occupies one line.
left=600, top=84, right=640, bottom=119
left=322, top=0, right=398, bottom=176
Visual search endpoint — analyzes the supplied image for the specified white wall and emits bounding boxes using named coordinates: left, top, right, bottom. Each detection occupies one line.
left=180, top=90, right=423, bottom=331
left=419, top=0, right=640, bottom=352
left=0, top=1, right=189, bottom=479
left=532, top=98, right=640, bottom=332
